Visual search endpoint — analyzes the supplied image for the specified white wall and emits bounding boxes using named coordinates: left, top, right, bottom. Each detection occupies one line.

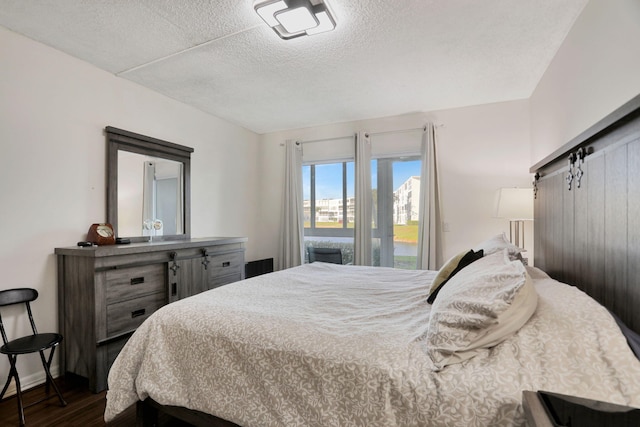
left=5, top=0, right=637, bottom=394
left=530, top=0, right=640, bottom=163
left=0, top=26, right=260, bottom=390
left=256, top=100, right=533, bottom=269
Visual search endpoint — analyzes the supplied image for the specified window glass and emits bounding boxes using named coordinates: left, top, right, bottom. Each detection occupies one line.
left=372, top=157, right=421, bottom=269
left=303, top=155, right=421, bottom=269
left=303, top=161, right=355, bottom=264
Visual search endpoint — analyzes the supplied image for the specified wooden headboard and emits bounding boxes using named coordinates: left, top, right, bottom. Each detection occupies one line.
left=531, top=94, right=640, bottom=334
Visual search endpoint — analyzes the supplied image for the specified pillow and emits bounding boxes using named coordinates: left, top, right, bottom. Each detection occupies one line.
left=427, top=249, right=484, bottom=304
left=426, top=249, right=538, bottom=370
left=474, top=232, right=523, bottom=261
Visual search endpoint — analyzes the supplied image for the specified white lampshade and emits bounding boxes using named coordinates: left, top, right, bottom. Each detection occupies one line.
left=496, top=188, right=533, bottom=220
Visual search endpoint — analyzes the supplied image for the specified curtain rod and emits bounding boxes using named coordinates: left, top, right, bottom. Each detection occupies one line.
left=279, top=135, right=354, bottom=146
left=279, top=123, right=445, bottom=146
left=298, top=135, right=355, bottom=144
left=367, top=126, right=425, bottom=137
left=366, top=123, right=444, bottom=138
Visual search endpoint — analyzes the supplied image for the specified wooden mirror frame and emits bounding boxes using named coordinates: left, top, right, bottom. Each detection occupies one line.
left=106, top=126, right=193, bottom=242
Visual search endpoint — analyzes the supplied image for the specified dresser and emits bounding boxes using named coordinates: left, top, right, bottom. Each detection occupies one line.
left=55, top=237, right=246, bottom=392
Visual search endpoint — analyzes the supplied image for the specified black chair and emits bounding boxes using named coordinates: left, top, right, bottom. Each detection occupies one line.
left=0, top=288, right=67, bottom=426
left=307, top=247, right=343, bottom=264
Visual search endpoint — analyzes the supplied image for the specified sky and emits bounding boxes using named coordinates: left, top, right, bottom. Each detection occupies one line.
left=303, top=159, right=421, bottom=200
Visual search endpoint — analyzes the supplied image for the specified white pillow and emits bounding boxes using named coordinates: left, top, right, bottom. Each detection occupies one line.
left=426, top=249, right=538, bottom=370
left=474, top=232, right=523, bottom=261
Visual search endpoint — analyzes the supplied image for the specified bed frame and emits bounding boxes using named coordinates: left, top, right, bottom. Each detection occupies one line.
left=135, top=398, right=238, bottom=427
left=131, top=93, right=640, bottom=426
left=531, top=93, right=640, bottom=335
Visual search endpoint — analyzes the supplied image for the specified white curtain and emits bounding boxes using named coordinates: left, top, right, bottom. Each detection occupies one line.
left=279, top=140, right=304, bottom=270
left=417, top=123, right=444, bottom=270
left=354, top=132, right=372, bottom=265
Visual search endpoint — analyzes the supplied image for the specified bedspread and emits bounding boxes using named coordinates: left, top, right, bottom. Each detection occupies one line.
left=105, top=263, right=640, bottom=426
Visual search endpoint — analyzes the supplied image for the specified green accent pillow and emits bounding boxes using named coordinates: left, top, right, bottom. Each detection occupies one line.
left=427, top=249, right=484, bottom=304
left=429, top=250, right=469, bottom=293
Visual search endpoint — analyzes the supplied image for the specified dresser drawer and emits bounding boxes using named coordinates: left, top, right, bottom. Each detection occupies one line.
left=106, top=292, right=166, bottom=337
left=207, top=251, right=244, bottom=278
left=105, top=264, right=166, bottom=304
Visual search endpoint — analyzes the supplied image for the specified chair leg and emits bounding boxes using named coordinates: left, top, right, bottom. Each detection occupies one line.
left=2, top=355, right=26, bottom=426
left=0, top=358, right=13, bottom=401
left=14, top=371, right=25, bottom=427
left=39, top=348, right=67, bottom=407
left=43, top=348, right=52, bottom=394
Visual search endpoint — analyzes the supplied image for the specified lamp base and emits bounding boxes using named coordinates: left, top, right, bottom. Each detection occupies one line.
left=509, top=220, right=526, bottom=249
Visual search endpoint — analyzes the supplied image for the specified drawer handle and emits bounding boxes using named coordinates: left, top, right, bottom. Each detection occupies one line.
left=131, top=309, right=146, bottom=318
left=201, top=249, right=210, bottom=270
left=169, top=252, right=180, bottom=276
left=130, top=277, right=145, bottom=285
left=222, top=261, right=230, bottom=267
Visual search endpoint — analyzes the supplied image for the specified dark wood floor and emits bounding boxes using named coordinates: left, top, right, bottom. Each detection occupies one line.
left=0, top=375, right=136, bottom=427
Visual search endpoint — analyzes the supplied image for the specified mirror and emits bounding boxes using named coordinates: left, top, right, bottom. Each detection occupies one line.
left=118, top=152, right=184, bottom=238
left=106, top=127, right=193, bottom=242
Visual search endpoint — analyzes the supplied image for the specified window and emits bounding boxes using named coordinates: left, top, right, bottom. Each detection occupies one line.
left=303, top=161, right=355, bottom=263
left=372, top=157, right=421, bottom=269
left=300, top=130, right=423, bottom=269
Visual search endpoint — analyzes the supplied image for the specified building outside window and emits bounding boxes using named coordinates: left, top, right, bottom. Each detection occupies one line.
left=303, top=157, right=421, bottom=268
left=372, top=157, right=421, bottom=269
left=302, top=161, right=355, bottom=263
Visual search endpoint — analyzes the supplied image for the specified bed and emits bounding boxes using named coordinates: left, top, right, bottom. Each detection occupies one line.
left=105, top=257, right=640, bottom=426
left=105, top=94, right=640, bottom=426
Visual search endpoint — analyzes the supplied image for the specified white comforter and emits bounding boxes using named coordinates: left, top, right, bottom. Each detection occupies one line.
left=105, top=263, right=640, bottom=426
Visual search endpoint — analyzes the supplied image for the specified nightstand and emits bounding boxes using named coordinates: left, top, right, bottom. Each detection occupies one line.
left=522, top=390, right=640, bottom=427
left=522, top=391, right=553, bottom=427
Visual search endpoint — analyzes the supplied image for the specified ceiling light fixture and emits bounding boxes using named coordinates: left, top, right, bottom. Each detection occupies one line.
left=254, top=0, right=336, bottom=40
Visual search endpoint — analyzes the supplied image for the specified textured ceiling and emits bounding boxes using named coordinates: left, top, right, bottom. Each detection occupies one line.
left=0, top=0, right=588, bottom=134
